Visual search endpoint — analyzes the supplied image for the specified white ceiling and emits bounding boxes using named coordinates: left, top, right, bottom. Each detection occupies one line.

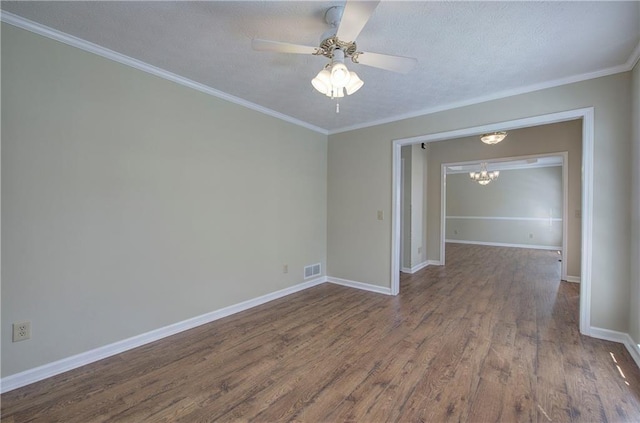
left=2, top=1, right=639, bottom=134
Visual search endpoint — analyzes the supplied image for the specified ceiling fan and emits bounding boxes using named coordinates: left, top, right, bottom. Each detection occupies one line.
left=252, top=1, right=418, bottom=100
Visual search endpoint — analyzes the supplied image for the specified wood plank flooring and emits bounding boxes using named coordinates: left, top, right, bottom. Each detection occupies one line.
left=3, top=244, right=640, bottom=422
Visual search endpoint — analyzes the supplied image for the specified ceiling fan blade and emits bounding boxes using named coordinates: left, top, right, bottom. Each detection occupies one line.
left=355, top=51, right=418, bottom=74
left=336, top=0, right=381, bottom=43
left=251, top=39, right=317, bottom=55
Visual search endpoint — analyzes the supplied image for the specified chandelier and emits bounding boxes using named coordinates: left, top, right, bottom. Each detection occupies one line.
left=480, top=131, right=507, bottom=145
left=469, top=163, right=500, bottom=185
left=311, top=49, right=363, bottom=99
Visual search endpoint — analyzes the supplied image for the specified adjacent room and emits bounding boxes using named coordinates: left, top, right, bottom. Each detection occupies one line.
left=2, top=1, right=640, bottom=421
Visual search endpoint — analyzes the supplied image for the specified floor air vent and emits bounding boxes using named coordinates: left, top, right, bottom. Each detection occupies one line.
left=304, top=263, right=321, bottom=279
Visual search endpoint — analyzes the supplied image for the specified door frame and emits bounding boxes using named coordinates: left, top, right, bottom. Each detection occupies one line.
left=440, top=151, right=569, bottom=280
left=390, top=107, right=594, bottom=335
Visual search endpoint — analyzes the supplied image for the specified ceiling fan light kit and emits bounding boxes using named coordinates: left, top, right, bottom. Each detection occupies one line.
left=252, top=0, right=417, bottom=106
left=480, top=131, right=508, bottom=145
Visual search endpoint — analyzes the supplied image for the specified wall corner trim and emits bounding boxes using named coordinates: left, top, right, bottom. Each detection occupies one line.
left=0, top=277, right=326, bottom=394
left=564, top=275, right=581, bottom=283
left=326, top=276, right=393, bottom=295
left=589, top=327, right=640, bottom=370
left=401, top=261, right=430, bottom=274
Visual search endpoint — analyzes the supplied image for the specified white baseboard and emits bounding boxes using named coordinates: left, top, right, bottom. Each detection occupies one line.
left=564, top=275, right=581, bottom=283
left=427, top=260, right=443, bottom=266
left=401, top=261, right=429, bottom=274
left=0, top=277, right=326, bottom=394
left=326, top=276, right=393, bottom=295
left=589, top=327, right=640, bottom=370
left=445, top=239, right=562, bottom=251
left=589, top=326, right=628, bottom=343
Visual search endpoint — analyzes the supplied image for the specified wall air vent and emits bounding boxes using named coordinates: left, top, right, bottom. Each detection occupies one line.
left=304, top=263, right=322, bottom=279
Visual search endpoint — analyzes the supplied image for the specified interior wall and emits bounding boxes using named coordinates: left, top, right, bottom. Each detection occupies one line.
left=327, top=72, right=631, bottom=332
left=1, top=24, right=328, bottom=377
left=401, top=146, right=411, bottom=269
left=410, top=144, right=427, bottom=267
left=630, top=60, right=640, bottom=343
left=446, top=166, right=563, bottom=249
left=399, top=145, right=428, bottom=271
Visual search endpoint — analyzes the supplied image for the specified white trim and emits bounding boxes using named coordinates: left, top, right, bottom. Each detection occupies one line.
left=0, top=12, right=327, bottom=136
left=625, top=338, right=640, bottom=370
left=564, top=275, right=581, bottom=283
left=390, top=108, right=593, bottom=337
left=580, top=109, right=594, bottom=336
left=401, top=261, right=429, bottom=274
left=561, top=152, right=569, bottom=282
left=626, top=40, right=640, bottom=70
left=0, top=277, right=326, bottom=393
left=445, top=239, right=561, bottom=251
left=589, top=327, right=629, bottom=343
left=446, top=162, right=562, bottom=174
left=446, top=216, right=563, bottom=222
left=589, top=328, right=640, bottom=370
left=427, top=260, right=443, bottom=266
left=327, top=277, right=393, bottom=295
left=441, top=165, right=448, bottom=267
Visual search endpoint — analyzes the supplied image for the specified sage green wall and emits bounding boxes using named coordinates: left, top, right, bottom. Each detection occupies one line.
left=410, top=144, right=427, bottom=267
left=1, top=24, right=327, bottom=377
left=327, top=73, right=630, bottom=332
left=401, top=146, right=412, bottom=269
left=446, top=166, right=563, bottom=249
left=630, top=60, right=640, bottom=343
left=400, top=144, right=427, bottom=270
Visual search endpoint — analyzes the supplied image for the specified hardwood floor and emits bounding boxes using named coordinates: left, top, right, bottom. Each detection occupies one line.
left=3, top=244, right=640, bottom=422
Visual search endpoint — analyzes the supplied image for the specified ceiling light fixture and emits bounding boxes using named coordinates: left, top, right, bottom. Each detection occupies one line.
left=311, top=48, right=363, bottom=100
left=480, top=131, right=507, bottom=145
left=469, top=162, right=500, bottom=186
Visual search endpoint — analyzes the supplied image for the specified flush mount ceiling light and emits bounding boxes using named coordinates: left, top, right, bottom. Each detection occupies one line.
left=469, top=162, right=500, bottom=186
left=480, top=131, right=508, bottom=145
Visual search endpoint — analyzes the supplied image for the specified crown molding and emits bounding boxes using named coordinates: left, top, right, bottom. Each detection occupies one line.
left=328, top=61, right=633, bottom=135
left=0, top=12, right=328, bottom=135
left=2, top=11, right=637, bottom=138
left=627, top=40, right=640, bottom=70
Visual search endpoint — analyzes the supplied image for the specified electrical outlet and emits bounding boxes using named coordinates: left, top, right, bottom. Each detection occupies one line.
left=283, top=264, right=288, bottom=274
left=529, top=233, right=534, bottom=239
left=377, top=210, right=384, bottom=220
left=418, top=247, right=422, bottom=254
left=454, top=229, right=458, bottom=235
left=13, top=321, right=31, bottom=342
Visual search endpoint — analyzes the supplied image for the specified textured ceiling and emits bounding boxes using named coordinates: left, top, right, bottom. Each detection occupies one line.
left=2, top=1, right=639, bottom=133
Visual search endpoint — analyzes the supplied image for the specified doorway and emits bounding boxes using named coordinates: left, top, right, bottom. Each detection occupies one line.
left=390, top=108, right=594, bottom=335
left=442, top=153, right=570, bottom=281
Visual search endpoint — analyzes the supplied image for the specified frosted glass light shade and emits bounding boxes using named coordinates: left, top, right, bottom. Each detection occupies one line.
left=330, top=63, right=351, bottom=88
left=480, top=131, right=507, bottom=145
left=311, top=69, right=331, bottom=94
left=345, top=72, right=363, bottom=95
